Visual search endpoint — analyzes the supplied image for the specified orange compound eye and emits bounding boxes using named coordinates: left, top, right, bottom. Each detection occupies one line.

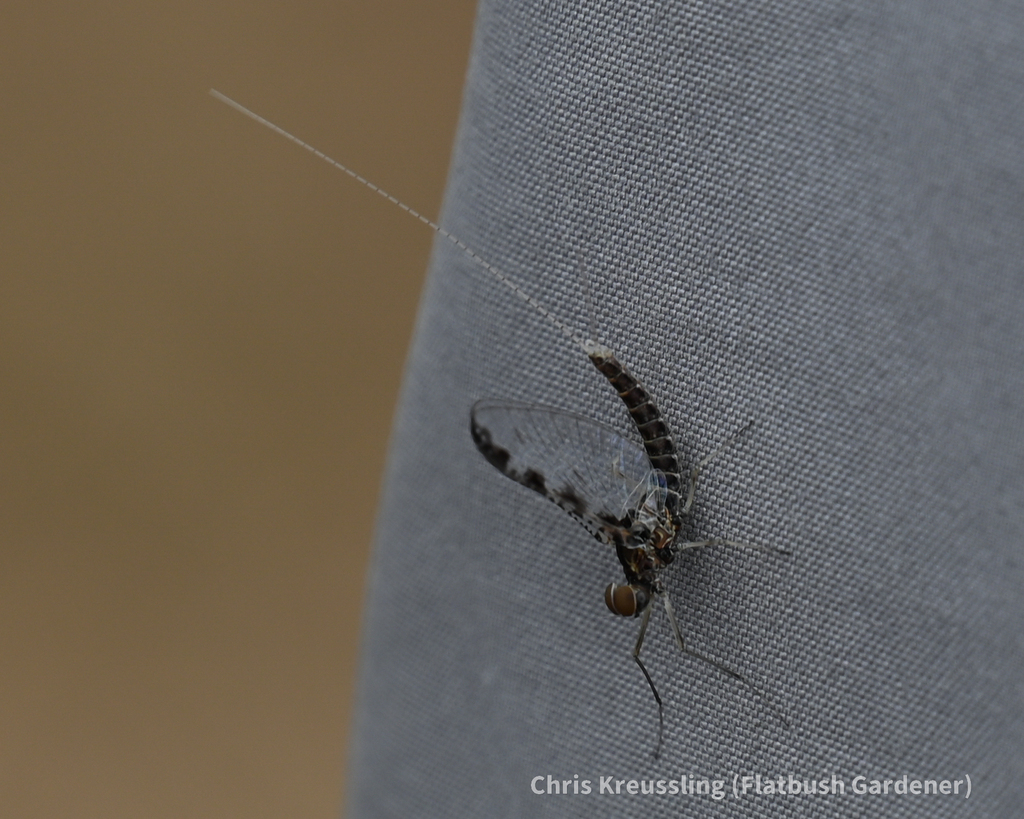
left=604, top=583, right=639, bottom=617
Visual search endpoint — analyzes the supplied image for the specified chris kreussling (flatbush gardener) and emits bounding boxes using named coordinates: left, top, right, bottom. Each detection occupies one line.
left=530, top=773, right=971, bottom=798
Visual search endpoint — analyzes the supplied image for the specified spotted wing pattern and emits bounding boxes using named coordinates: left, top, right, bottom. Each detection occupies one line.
left=469, top=399, right=661, bottom=543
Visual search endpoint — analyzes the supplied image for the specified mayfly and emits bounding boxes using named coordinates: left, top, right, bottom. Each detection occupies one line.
left=209, top=89, right=788, bottom=755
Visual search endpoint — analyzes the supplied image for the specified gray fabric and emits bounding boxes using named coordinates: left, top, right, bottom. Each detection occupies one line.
left=347, top=1, right=1024, bottom=816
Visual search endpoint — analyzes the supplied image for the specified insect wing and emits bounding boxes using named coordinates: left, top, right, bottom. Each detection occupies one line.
left=470, top=400, right=657, bottom=540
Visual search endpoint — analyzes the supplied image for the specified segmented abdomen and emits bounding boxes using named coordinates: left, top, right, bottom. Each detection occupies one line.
left=587, top=345, right=682, bottom=518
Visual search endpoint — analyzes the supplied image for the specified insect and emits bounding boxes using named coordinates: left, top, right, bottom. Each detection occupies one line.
left=209, top=89, right=788, bottom=755
left=469, top=357, right=789, bottom=755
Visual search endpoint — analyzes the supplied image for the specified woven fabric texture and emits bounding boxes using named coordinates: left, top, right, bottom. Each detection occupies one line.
left=347, top=2, right=1024, bottom=816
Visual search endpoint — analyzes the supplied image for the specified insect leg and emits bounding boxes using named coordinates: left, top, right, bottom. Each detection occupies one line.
left=665, top=602, right=791, bottom=729
left=662, top=594, right=686, bottom=652
left=680, top=420, right=756, bottom=516
left=676, top=537, right=792, bottom=555
left=630, top=606, right=665, bottom=759
left=632, top=604, right=653, bottom=658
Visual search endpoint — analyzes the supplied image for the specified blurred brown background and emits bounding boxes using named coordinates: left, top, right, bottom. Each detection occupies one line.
left=0, top=1, right=477, bottom=816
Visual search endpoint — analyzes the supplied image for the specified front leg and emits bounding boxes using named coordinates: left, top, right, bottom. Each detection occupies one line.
left=629, top=605, right=664, bottom=759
